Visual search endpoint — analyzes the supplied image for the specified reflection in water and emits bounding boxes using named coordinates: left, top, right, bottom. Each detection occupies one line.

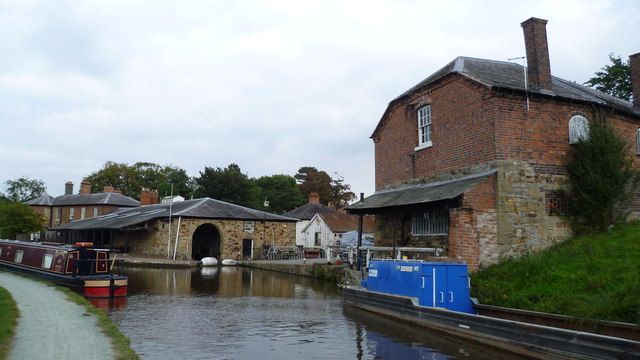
left=109, top=267, right=520, bottom=360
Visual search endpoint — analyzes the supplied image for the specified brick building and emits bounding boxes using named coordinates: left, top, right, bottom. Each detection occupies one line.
left=25, top=181, right=143, bottom=228
left=348, top=18, right=640, bottom=271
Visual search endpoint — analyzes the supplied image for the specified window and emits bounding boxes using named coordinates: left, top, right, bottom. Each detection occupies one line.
left=80, top=207, right=86, bottom=220
left=636, top=129, right=640, bottom=155
left=568, top=115, right=589, bottom=144
left=42, top=254, right=53, bottom=269
left=54, top=207, right=60, bottom=222
left=93, top=207, right=98, bottom=218
left=0, top=247, right=2, bottom=257
left=411, top=209, right=449, bottom=235
left=69, top=208, right=75, bottom=221
left=314, top=232, right=321, bottom=246
left=15, top=250, right=23, bottom=263
left=243, top=221, right=255, bottom=233
left=416, top=105, right=432, bottom=149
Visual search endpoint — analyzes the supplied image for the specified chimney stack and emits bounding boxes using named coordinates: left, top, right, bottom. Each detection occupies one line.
left=630, top=52, right=640, bottom=109
left=140, top=188, right=159, bottom=206
left=79, top=180, right=91, bottom=195
left=64, top=181, right=73, bottom=195
left=521, top=17, right=552, bottom=90
left=103, top=186, right=116, bottom=193
left=308, top=192, right=320, bottom=204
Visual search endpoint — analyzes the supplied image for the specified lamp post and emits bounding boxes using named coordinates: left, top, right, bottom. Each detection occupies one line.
left=263, top=197, right=269, bottom=247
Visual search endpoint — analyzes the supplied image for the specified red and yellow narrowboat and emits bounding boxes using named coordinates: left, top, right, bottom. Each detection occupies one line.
left=0, top=239, right=127, bottom=298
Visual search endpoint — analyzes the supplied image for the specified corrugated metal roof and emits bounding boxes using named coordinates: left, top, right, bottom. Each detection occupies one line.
left=283, top=203, right=337, bottom=220
left=51, top=193, right=140, bottom=207
left=24, top=194, right=55, bottom=206
left=54, top=197, right=297, bottom=230
left=347, top=169, right=497, bottom=213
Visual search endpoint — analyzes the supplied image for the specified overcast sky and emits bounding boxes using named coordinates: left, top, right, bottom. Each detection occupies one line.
left=1, top=0, right=639, bottom=199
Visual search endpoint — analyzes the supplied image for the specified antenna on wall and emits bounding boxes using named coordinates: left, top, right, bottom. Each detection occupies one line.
left=508, top=56, right=529, bottom=111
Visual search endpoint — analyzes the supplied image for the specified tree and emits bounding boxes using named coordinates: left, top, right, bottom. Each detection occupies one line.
left=4, top=176, right=47, bottom=202
left=84, top=161, right=194, bottom=199
left=584, top=54, right=632, bottom=102
left=254, top=175, right=306, bottom=213
left=294, top=166, right=333, bottom=204
left=329, top=176, right=356, bottom=209
left=0, top=201, right=43, bottom=239
left=566, top=117, right=640, bottom=233
left=194, top=163, right=259, bottom=207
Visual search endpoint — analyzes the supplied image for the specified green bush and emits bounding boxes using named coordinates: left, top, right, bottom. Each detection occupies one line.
left=566, top=118, right=640, bottom=234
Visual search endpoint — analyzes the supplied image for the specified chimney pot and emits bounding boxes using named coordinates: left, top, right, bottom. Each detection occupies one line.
left=64, top=181, right=73, bottom=195
left=521, top=17, right=552, bottom=90
left=630, top=52, right=640, bottom=109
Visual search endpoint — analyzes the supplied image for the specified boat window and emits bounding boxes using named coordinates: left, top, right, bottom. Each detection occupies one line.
left=0, top=246, right=2, bottom=257
left=42, top=254, right=53, bottom=269
left=14, top=250, right=23, bottom=263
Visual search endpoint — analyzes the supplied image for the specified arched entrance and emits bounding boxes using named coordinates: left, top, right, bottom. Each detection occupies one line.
left=192, top=224, right=221, bottom=260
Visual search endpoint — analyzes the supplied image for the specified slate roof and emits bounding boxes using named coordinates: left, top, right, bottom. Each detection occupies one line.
left=347, top=169, right=497, bottom=214
left=50, top=193, right=140, bottom=207
left=283, top=202, right=338, bottom=220
left=54, top=197, right=297, bottom=230
left=24, top=194, right=55, bottom=206
left=318, top=213, right=376, bottom=233
left=373, top=56, right=640, bottom=137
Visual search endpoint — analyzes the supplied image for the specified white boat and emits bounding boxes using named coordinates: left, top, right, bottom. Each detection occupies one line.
left=221, top=259, right=237, bottom=266
left=201, top=257, right=218, bottom=266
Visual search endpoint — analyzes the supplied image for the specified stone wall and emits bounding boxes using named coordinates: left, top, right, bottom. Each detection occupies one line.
left=495, top=160, right=571, bottom=263
left=113, top=218, right=296, bottom=260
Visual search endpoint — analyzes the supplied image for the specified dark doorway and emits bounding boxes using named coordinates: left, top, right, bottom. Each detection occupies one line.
left=192, top=224, right=221, bottom=260
left=242, top=239, right=253, bottom=260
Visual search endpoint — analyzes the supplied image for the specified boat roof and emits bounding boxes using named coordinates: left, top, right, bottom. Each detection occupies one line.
left=0, top=239, right=78, bottom=251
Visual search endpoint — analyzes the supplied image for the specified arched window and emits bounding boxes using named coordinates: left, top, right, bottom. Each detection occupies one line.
left=636, top=129, right=640, bottom=155
left=568, top=115, right=589, bottom=144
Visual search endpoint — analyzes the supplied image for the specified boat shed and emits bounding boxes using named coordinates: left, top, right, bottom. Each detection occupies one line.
left=54, top=197, right=297, bottom=261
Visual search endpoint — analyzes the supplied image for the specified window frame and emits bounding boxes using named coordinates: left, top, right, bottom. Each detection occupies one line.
left=568, top=115, right=589, bottom=144
left=411, top=208, right=449, bottom=236
left=69, top=208, right=75, bottom=221
left=14, top=250, right=24, bottom=263
left=42, top=254, right=53, bottom=269
left=80, top=207, right=86, bottom=220
left=415, top=105, right=433, bottom=150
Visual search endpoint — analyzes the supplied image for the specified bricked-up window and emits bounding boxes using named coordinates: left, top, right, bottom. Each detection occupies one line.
left=411, top=208, right=449, bottom=235
left=417, top=105, right=432, bottom=148
left=568, top=115, right=589, bottom=144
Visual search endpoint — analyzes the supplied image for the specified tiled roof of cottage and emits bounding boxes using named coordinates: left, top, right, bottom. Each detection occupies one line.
left=319, top=213, right=376, bottom=233
left=54, top=197, right=297, bottom=230
left=50, top=193, right=140, bottom=207
left=283, top=202, right=337, bottom=220
left=347, top=169, right=497, bottom=213
left=24, top=194, right=55, bottom=206
left=373, top=56, right=640, bottom=137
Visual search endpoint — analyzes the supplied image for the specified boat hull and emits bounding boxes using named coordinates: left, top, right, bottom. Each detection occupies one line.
left=343, top=286, right=640, bottom=360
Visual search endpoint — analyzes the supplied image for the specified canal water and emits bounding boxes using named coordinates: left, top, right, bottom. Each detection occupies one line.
left=108, top=267, right=522, bottom=360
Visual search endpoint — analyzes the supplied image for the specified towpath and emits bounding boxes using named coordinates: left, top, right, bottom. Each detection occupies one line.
left=0, top=271, right=114, bottom=360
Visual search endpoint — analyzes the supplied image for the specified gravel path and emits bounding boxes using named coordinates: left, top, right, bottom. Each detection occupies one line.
left=0, top=272, right=115, bottom=360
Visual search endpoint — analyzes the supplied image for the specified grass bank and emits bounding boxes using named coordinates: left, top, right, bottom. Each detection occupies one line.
left=56, top=287, right=139, bottom=360
left=472, top=223, right=640, bottom=324
left=0, top=286, right=18, bottom=360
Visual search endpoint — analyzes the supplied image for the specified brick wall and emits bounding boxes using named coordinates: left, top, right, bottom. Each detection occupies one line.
left=374, top=75, right=496, bottom=190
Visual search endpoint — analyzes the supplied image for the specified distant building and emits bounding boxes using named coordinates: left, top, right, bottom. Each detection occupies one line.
left=348, top=18, right=640, bottom=271
left=301, top=212, right=375, bottom=255
left=283, top=192, right=338, bottom=246
left=55, top=197, right=297, bottom=260
left=25, top=181, right=144, bottom=228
